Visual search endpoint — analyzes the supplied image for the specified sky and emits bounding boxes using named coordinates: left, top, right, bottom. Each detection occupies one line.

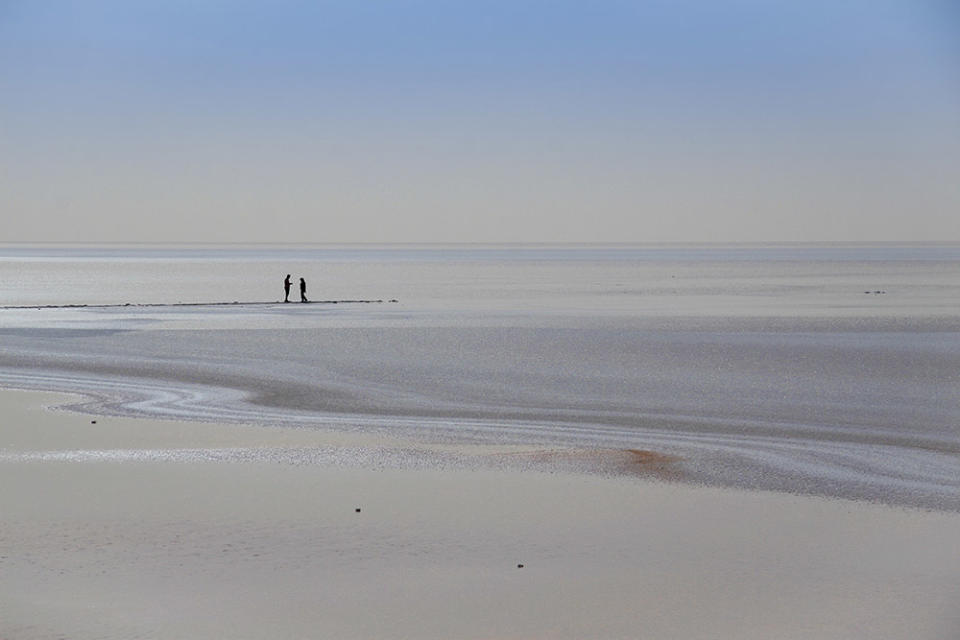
left=1, top=0, right=958, bottom=243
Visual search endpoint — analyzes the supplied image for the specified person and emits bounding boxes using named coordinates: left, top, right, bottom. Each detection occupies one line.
left=299, top=277, right=308, bottom=303
left=283, top=274, right=292, bottom=303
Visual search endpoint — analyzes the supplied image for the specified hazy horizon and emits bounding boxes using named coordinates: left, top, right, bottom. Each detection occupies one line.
left=2, top=1, right=958, bottom=243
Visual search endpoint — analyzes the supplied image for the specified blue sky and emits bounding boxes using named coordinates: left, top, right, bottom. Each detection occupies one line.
left=2, top=1, right=958, bottom=242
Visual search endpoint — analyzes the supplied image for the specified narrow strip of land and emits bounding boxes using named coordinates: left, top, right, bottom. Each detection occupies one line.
left=0, top=299, right=398, bottom=310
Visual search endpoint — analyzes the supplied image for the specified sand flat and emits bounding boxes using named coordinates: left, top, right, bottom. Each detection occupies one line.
left=3, top=389, right=960, bottom=639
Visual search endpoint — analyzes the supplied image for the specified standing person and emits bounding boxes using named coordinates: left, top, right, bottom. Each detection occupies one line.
left=299, top=277, right=308, bottom=303
left=283, top=274, right=292, bottom=303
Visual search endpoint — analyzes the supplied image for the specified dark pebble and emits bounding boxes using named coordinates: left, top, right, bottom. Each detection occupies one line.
left=517, top=564, right=524, bottom=568
left=91, top=420, right=97, bottom=424
left=355, top=508, right=361, bottom=513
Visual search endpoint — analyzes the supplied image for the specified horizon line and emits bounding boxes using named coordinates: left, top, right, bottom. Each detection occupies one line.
left=3, top=240, right=960, bottom=248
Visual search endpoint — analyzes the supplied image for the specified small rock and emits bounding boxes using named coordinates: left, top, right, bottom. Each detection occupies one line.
left=355, top=508, right=361, bottom=513
left=91, top=420, right=97, bottom=424
left=517, top=564, right=524, bottom=569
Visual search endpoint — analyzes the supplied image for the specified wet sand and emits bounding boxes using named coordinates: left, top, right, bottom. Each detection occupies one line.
left=3, top=389, right=960, bottom=639
left=3, top=317, right=959, bottom=510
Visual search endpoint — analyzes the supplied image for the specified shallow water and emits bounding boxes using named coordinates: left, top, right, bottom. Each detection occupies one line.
left=1, top=243, right=959, bottom=509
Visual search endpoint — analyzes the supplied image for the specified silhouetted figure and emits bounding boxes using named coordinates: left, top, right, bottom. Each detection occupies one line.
left=283, top=274, right=292, bottom=303
left=299, top=277, right=308, bottom=303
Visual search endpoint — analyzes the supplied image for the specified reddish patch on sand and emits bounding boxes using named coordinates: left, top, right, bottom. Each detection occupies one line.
left=490, top=448, right=683, bottom=480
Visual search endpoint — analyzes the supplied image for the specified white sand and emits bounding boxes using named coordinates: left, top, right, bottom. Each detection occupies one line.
left=2, top=389, right=960, bottom=639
